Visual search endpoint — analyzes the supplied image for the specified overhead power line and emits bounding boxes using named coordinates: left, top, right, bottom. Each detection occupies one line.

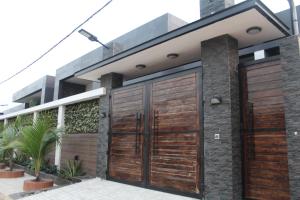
left=0, top=0, right=112, bottom=86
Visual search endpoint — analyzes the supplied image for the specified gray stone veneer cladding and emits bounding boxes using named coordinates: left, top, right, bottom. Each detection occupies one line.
left=200, top=0, right=234, bottom=18
left=280, top=35, right=300, bottom=200
left=201, top=35, right=242, bottom=200
left=96, top=73, right=123, bottom=179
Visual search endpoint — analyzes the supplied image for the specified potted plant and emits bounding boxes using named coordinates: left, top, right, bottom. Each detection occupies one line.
left=0, top=121, right=25, bottom=178
left=16, top=117, right=60, bottom=191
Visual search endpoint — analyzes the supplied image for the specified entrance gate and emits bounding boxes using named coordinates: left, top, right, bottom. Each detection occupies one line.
left=108, top=69, right=202, bottom=196
left=240, top=59, right=290, bottom=200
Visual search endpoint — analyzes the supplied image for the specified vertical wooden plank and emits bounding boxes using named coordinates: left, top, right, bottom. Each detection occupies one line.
left=149, top=73, right=201, bottom=194
left=109, top=85, right=145, bottom=183
left=241, top=60, right=290, bottom=200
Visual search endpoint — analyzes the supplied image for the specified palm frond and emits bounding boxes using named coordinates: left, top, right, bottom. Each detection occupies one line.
left=17, top=117, right=60, bottom=179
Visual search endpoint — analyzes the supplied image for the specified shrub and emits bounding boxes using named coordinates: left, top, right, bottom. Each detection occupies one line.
left=16, top=117, right=60, bottom=181
left=59, top=160, right=85, bottom=179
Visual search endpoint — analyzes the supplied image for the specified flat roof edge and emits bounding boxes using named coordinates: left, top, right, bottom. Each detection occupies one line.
left=75, top=0, right=291, bottom=78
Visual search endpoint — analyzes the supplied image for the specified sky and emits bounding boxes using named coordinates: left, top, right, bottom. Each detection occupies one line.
left=0, top=0, right=298, bottom=112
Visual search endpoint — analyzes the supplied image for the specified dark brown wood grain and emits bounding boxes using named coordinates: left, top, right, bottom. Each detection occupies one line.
left=109, top=71, right=201, bottom=195
left=241, top=60, right=290, bottom=200
left=45, top=144, right=56, bottom=165
left=60, top=134, right=98, bottom=176
left=109, top=85, right=145, bottom=183
left=149, top=73, right=200, bottom=194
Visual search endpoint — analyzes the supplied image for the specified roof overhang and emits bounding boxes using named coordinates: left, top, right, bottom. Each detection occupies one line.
left=14, top=90, right=42, bottom=104
left=76, top=0, right=290, bottom=81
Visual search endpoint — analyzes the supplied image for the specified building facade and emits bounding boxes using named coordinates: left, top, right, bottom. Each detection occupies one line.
left=1, top=0, right=300, bottom=199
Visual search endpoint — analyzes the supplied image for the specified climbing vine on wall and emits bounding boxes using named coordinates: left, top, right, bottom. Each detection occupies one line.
left=39, top=108, right=58, bottom=128
left=0, top=120, right=4, bottom=133
left=7, top=117, right=16, bottom=125
left=19, top=113, right=33, bottom=126
left=65, top=99, right=99, bottom=134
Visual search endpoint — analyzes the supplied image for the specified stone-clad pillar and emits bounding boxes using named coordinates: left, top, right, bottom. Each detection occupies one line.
left=201, top=34, right=241, bottom=200
left=96, top=73, right=123, bottom=178
left=280, top=35, right=300, bottom=200
left=200, top=0, right=234, bottom=18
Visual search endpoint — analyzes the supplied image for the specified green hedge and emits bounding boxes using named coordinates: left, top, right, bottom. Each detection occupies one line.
left=39, top=108, right=58, bottom=128
left=19, top=113, right=33, bottom=126
left=65, top=99, right=99, bottom=134
left=0, top=120, right=4, bottom=133
left=7, top=117, right=16, bottom=125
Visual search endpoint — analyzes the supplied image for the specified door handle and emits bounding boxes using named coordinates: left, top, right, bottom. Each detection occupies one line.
left=153, top=110, right=159, bottom=155
left=135, top=112, right=142, bottom=155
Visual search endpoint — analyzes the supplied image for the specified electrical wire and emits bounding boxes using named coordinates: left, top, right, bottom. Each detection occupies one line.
left=0, top=0, right=112, bottom=86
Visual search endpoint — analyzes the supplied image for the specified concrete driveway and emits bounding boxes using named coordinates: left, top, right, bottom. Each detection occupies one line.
left=0, top=173, right=35, bottom=199
left=20, top=178, right=197, bottom=200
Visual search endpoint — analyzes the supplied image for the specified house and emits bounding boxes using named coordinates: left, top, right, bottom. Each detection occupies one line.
left=0, top=0, right=300, bottom=199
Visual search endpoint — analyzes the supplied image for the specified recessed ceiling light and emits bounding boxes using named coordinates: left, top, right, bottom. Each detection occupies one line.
left=167, top=53, right=179, bottom=59
left=246, top=26, right=262, bottom=35
left=136, top=64, right=146, bottom=69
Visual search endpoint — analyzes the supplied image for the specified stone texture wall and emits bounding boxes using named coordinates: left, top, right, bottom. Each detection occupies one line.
left=201, top=34, right=241, bottom=199
left=200, top=0, right=234, bottom=18
left=96, top=73, right=123, bottom=178
left=60, top=134, right=98, bottom=176
left=280, top=35, right=300, bottom=200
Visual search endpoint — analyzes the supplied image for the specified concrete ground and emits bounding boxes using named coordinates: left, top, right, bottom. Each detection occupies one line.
left=20, top=178, right=197, bottom=200
left=0, top=173, right=35, bottom=195
left=0, top=173, right=35, bottom=200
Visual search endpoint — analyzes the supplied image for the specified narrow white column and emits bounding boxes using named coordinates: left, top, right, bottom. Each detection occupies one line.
left=55, top=105, right=65, bottom=169
left=33, top=112, right=39, bottom=123
left=3, top=119, right=8, bottom=126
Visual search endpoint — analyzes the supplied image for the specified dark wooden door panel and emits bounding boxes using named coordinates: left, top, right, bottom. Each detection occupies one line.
left=109, top=85, right=145, bottom=183
left=149, top=73, right=200, bottom=194
left=109, top=70, right=201, bottom=195
left=241, top=60, right=290, bottom=200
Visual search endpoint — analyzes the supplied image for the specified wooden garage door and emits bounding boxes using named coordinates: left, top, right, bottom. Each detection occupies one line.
left=149, top=73, right=201, bottom=194
left=109, top=84, right=145, bottom=183
left=240, top=59, right=290, bottom=200
left=109, top=70, right=201, bottom=195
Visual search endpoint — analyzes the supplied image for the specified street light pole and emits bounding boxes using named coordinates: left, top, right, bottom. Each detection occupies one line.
left=288, top=0, right=299, bottom=35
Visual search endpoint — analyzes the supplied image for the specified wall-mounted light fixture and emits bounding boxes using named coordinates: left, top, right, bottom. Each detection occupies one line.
left=246, top=26, right=262, bottom=35
left=100, top=112, right=106, bottom=118
left=210, top=95, right=222, bottom=105
left=78, top=29, right=109, bottom=49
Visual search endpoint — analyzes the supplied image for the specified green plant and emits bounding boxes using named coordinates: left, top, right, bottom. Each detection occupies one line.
left=0, top=147, right=4, bottom=162
left=18, top=114, right=33, bottom=126
left=7, top=117, right=16, bottom=126
left=16, top=117, right=60, bottom=181
left=59, top=160, right=85, bottom=179
left=65, top=100, right=99, bottom=134
left=27, top=159, right=58, bottom=175
left=0, top=124, right=20, bottom=170
left=0, top=121, right=4, bottom=133
left=41, top=162, right=58, bottom=175
left=13, top=152, right=30, bottom=166
left=39, top=108, right=58, bottom=127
